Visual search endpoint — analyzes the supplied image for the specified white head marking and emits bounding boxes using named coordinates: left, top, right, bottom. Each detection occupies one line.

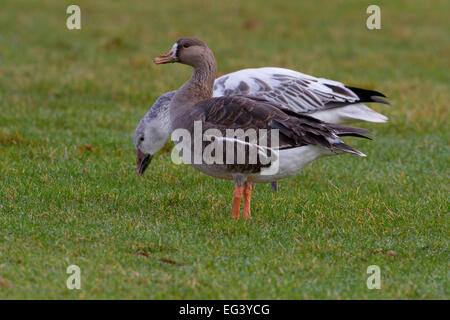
left=171, top=42, right=178, bottom=57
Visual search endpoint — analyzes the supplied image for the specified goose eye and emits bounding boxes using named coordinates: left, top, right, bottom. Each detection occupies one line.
left=140, top=137, right=144, bottom=141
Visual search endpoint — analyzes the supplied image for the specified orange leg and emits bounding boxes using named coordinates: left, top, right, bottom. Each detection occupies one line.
left=243, top=183, right=252, bottom=220
left=232, top=186, right=243, bottom=219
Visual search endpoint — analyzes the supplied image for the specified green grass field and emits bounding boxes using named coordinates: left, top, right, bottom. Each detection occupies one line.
left=0, top=0, right=448, bottom=299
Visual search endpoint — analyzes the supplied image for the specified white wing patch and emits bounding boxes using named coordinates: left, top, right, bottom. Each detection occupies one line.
left=213, top=67, right=360, bottom=113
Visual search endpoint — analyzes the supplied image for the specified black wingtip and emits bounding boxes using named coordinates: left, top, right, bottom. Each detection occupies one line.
left=333, top=142, right=367, bottom=157
left=340, top=133, right=373, bottom=140
left=345, top=86, right=390, bottom=105
left=328, top=123, right=372, bottom=136
left=370, top=96, right=391, bottom=105
left=346, top=85, right=386, bottom=97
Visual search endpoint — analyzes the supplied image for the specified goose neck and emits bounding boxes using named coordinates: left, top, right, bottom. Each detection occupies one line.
left=170, top=53, right=217, bottom=126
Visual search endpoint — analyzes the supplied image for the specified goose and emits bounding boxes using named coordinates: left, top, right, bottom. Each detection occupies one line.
left=136, top=37, right=386, bottom=220
left=135, top=69, right=388, bottom=194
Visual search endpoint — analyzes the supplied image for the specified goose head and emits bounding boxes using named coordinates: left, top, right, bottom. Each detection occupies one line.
left=154, top=37, right=212, bottom=68
left=134, top=91, right=174, bottom=175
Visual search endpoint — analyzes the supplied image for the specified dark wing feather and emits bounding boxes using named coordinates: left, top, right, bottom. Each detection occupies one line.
left=189, top=96, right=371, bottom=151
left=345, top=86, right=390, bottom=105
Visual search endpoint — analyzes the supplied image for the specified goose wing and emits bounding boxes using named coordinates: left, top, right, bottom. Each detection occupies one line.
left=213, top=67, right=388, bottom=114
left=187, top=96, right=371, bottom=153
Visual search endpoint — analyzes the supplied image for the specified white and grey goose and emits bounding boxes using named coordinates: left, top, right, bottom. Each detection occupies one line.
left=135, top=66, right=389, bottom=194
left=136, top=37, right=386, bottom=220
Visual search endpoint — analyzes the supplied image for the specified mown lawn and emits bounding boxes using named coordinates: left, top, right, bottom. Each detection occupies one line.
left=0, top=0, right=448, bottom=299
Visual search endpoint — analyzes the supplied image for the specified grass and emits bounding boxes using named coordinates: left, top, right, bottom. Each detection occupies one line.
left=0, top=0, right=448, bottom=299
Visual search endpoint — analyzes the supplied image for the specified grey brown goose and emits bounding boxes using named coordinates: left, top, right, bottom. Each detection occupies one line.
left=143, top=37, right=381, bottom=219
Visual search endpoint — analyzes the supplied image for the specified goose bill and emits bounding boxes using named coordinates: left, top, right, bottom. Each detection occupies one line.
left=137, top=150, right=152, bottom=175
left=154, top=50, right=177, bottom=64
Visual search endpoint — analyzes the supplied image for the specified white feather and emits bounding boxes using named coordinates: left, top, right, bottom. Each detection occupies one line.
left=311, top=103, right=388, bottom=124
